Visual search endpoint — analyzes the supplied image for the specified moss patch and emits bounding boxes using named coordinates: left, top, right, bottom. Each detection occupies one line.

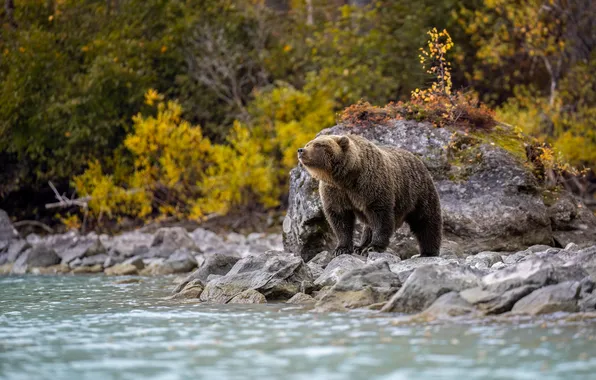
left=470, top=123, right=528, bottom=163
left=445, top=132, right=484, bottom=182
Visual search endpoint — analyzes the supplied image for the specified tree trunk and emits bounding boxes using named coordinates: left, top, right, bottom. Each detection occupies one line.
left=306, top=0, right=313, bottom=25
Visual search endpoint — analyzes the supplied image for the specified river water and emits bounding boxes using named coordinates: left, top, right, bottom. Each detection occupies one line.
left=1, top=275, right=595, bottom=380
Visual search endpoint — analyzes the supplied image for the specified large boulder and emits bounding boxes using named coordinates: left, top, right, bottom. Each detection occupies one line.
left=172, top=253, right=240, bottom=293
left=480, top=257, right=588, bottom=294
left=511, top=281, right=581, bottom=315
left=199, top=251, right=314, bottom=303
left=313, top=254, right=365, bottom=287
left=315, top=261, right=402, bottom=312
left=282, top=120, right=595, bottom=260
left=11, top=245, right=61, bottom=274
left=142, top=249, right=198, bottom=275
left=548, top=194, right=596, bottom=248
left=101, top=231, right=154, bottom=257
left=60, top=238, right=107, bottom=264
left=6, top=239, right=30, bottom=263
left=381, top=263, right=482, bottom=313
left=148, top=227, right=200, bottom=258
left=388, top=256, right=458, bottom=283
left=418, top=292, right=480, bottom=320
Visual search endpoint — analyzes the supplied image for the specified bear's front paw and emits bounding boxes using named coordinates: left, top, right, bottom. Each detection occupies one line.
left=353, top=246, right=368, bottom=256
left=333, top=247, right=353, bottom=256
left=364, top=245, right=386, bottom=255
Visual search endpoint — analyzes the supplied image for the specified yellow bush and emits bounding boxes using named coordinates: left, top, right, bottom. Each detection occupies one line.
left=73, top=160, right=151, bottom=221
left=249, top=82, right=336, bottom=171
left=74, top=87, right=330, bottom=225
left=192, top=122, right=279, bottom=218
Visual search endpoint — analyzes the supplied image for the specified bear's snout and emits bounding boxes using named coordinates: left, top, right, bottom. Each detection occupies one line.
left=297, top=148, right=304, bottom=154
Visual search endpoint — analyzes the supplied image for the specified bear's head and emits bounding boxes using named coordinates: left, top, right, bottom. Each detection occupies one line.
left=297, top=135, right=357, bottom=183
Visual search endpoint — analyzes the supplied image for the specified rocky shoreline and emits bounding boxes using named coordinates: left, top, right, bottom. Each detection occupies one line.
left=2, top=207, right=596, bottom=320
left=2, top=119, right=596, bottom=320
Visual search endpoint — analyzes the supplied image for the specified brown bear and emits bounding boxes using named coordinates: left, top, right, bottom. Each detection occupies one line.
left=297, top=134, right=442, bottom=257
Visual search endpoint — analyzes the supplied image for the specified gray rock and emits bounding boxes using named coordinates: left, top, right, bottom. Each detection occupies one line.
left=389, top=256, right=455, bottom=283
left=381, top=263, right=482, bottom=313
left=481, top=258, right=553, bottom=293
left=309, top=251, right=335, bottom=268
left=419, top=292, right=480, bottom=319
left=123, top=256, right=145, bottom=270
left=206, top=274, right=223, bottom=282
left=439, top=240, right=464, bottom=258
left=306, top=262, right=324, bottom=280
left=502, top=250, right=535, bottom=265
left=173, top=253, right=240, bottom=293
left=282, top=121, right=555, bottom=260
left=6, top=239, right=30, bottom=262
left=315, top=261, right=402, bottom=312
left=59, top=238, right=107, bottom=264
left=190, top=228, right=226, bottom=253
left=579, top=276, right=595, bottom=298
left=199, top=251, right=313, bottom=303
left=228, top=289, right=267, bottom=304
left=103, top=231, right=153, bottom=257
left=551, top=263, right=589, bottom=284
left=168, top=280, right=204, bottom=300
left=564, top=242, right=579, bottom=252
left=579, top=294, right=596, bottom=312
left=366, top=251, right=401, bottom=265
left=0, top=209, right=17, bottom=244
left=306, top=251, right=334, bottom=279
left=465, top=251, right=503, bottom=270
left=568, top=246, right=596, bottom=277
left=491, top=262, right=507, bottom=271
left=548, top=194, right=596, bottom=248
left=103, top=254, right=126, bottom=269
left=286, top=293, right=316, bottom=305
left=160, top=249, right=198, bottom=274
left=314, top=254, right=365, bottom=287
left=282, top=166, right=334, bottom=262
left=11, top=245, right=61, bottom=274
left=526, top=245, right=555, bottom=253
left=460, top=285, right=539, bottom=314
left=149, top=227, right=200, bottom=258
left=512, top=281, right=580, bottom=315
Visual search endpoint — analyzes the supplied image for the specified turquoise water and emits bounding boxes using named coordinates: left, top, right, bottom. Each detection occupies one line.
left=1, top=276, right=595, bottom=380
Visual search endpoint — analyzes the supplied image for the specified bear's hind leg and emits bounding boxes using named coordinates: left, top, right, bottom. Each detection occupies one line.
left=406, top=211, right=442, bottom=257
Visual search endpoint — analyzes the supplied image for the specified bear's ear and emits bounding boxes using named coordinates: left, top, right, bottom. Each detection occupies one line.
left=337, top=136, right=350, bottom=151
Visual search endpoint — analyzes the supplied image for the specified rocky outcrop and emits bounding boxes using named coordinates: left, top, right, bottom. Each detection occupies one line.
left=168, top=280, right=204, bottom=300
left=148, top=227, right=200, bottom=258
left=313, top=254, right=365, bottom=287
left=314, top=261, right=401, bottom=312
left=173, top=253, right=240, bottom=293
left=0, top=224, right=282, bottom=278
left=11, top=245, right=61, bottom=274
left=381, top=263, right=483, bottom=313
left=198, top=251, right=314, bottom=303
left=282, top=121, right=596, bottom=260
left=511, top=281, right=581, bottom=315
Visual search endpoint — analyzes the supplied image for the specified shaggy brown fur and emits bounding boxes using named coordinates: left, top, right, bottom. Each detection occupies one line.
left=298, top=134, right=442, bottom=257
